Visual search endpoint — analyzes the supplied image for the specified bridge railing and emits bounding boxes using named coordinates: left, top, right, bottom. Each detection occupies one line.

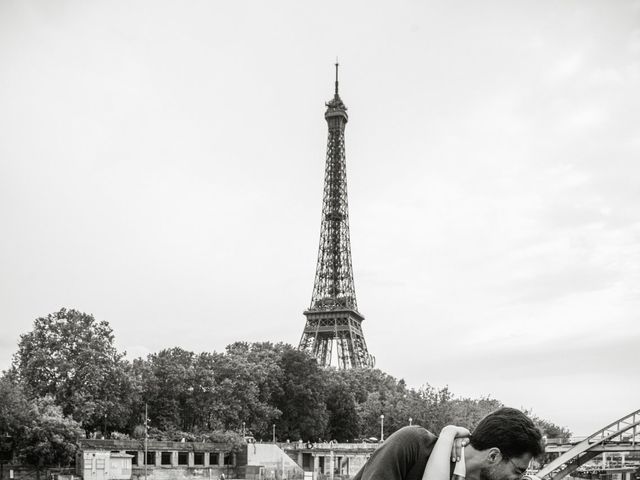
left=537, top=408, right=640, bottom=480
left=280, top=442, right=379, bottom=451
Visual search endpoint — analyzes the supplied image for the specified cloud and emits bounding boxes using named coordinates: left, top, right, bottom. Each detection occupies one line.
left=629, top=28, right=640, bottom=53
left=508, top=264, right=619, bottom=304
left=541, top=201, right=608, bottom=230
left=459, top=329, right=640, bottom=381
left=589, top=67, right=626, bottom=86
left=546, top=52, right=585, bottom=83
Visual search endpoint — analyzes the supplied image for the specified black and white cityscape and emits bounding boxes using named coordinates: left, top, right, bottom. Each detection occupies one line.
left=1, top=3, right=639, bottom=480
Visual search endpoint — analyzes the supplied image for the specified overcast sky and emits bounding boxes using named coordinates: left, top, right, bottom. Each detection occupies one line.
left=1, top=0, right=639, bottom=437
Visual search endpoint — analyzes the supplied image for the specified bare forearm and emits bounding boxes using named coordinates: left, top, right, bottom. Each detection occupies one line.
left=421, top=427, right=458, bottom=480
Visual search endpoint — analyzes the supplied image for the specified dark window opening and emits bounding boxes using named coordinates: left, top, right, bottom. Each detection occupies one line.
left=194, top=452, right=204, bottom=465
left=178, top=452, right=188, bottom=466
left=223, top=453, right=233, bottom=466
left=161, top=452, right=172, bottom=465
left=146, top=452, right=156, bottom=465
left=209, top=452, right=219, bottom=465
left=126, top=451, right=138, bottom=466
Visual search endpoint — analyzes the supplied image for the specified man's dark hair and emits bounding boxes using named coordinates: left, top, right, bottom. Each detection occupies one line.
left=469, top=407, right=544, bottom=458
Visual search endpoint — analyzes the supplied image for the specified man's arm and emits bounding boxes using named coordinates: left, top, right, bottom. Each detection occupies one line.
left=421, top=426, right=470, bottom=480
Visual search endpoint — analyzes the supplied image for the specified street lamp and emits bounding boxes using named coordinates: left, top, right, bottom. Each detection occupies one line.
left=242, top=422, right=246, bottom=438
left=409, top=417, right=413, bottom=426
left=380, top=415, right=384, bottom=442
left=272, top=424, right=276, bottom=443
left=144, top=403, right=148, bottom=480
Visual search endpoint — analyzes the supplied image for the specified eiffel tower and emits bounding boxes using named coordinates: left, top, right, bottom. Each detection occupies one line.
left=298, top=63, right=375, bottom=369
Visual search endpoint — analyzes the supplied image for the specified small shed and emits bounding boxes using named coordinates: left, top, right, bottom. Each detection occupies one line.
left=108, top=453, right=133, bottom=480
left=77, top=451, right=132, bottom=480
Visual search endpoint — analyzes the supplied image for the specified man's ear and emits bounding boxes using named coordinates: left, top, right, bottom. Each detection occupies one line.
left=486, top=448, right=502, bottom=465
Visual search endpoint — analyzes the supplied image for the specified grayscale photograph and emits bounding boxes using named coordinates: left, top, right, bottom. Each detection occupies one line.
left=0, top=2, right=638, bottom=480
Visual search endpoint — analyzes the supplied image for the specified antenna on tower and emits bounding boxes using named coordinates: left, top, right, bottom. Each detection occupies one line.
left=335, top=58, right=339, bottom=95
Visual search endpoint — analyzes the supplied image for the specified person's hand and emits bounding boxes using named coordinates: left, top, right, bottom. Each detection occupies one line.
left=452, top=436, right=469, bottom=462
left=439, top=425, right=470, bottom=462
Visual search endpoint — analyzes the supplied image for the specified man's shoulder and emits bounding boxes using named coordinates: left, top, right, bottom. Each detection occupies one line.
left=381, top=425, right=438, bottom=456
left=387, top=425, right=437, bottom=445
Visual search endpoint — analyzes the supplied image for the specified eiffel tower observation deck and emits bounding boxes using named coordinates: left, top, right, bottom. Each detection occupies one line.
left=298, top=63, right=375, bottom=369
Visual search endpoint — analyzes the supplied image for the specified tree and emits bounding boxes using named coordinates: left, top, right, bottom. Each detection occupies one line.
left=527, top=412, right=571, bottom=441
left=0, top=377, right=31, bottom=463
left=189, top=352, right=222, bottom=431
left=220, top=342, right=283, bottom=438
left=0, top=376, right=82, bottom=469
left=447, top=396, right=503, bottom=431
left=340, top=368, right=400, bottom=404
left=273, top=348, right=327, bottom=441
left=340, top=368, right=412, bottom=438
left=20, top=396, right=83, bottom=468
left=140, top=347, right=195, bottom=431
left=11, top=308, right=131, bottom=434
left=324, top=373, right=359, bottom=441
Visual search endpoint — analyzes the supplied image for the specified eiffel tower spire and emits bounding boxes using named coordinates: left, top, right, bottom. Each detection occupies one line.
left=298, top=63, right=375, bottom=369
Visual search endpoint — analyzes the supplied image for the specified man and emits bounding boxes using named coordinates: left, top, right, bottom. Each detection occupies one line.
left=352, top=407, right=544, bottom=480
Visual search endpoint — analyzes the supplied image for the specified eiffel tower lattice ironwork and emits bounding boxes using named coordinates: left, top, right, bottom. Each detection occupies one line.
left=298, top=63, right=375, bottom=369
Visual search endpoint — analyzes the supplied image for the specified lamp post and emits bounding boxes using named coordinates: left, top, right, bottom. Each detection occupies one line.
left=409, top=417, right=413, bottom=426
left=144, top=403, right=148, bottom=480
left=272, top=424, right=276, bottom=443
left=380, top=415, right=384, bottom=442
left=242, top=422, right=246, bottom=438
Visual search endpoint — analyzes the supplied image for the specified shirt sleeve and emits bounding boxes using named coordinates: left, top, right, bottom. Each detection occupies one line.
left=353, top=427, right=437, bottom=480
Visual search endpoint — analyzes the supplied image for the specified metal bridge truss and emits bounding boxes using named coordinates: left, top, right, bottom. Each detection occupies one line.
left=537, top=409, right=640, bottom=480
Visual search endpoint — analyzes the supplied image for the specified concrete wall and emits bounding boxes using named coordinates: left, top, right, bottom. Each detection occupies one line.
left=0, top=464, right=236, bottom=480
left=0, top=466, right=76, bottom=480
left=80, top=439, right=240, bottom=480
left=287, top=451, right=370, bottom=478
left=130, top=466, right=234, bottom=480
left=279, top=443, right=376, bottom=480
left=341, top=455, right=368, bottom=477
left=245, top=444, right=304, bottom=480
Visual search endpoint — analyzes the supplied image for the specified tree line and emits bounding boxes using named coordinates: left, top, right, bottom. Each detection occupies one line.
left=0, top=308, right=571, bottom=467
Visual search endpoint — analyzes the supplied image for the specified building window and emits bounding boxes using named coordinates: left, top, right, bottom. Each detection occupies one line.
left=223, top=453, right=233, bottom=466
left=145, top=452, right=156, bottom=465
left=194, top=452, right=204, bottom=465
left=126, top=451, right=138, bottom=466
left=178, top=452, right=188, bottom=466
left=209, top=452, right=219, bottom=465
left=161, top=452, right=172, bottom=465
